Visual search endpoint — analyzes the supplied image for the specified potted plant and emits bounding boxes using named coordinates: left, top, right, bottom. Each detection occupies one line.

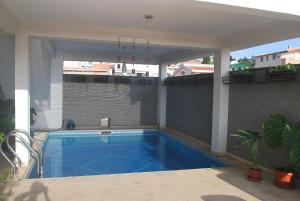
left=268, top=64, right=298, bottom=82
left=262, top=114, right=300, bottom=188
left=231, top=130, right=263, bottom=182
left=30, top=107, right=37, bottom=125
left=0, top=97, right=15, bottom=149
left=66, top=119, right=76, bottom=130
left=230, top=67, right=253, bottom=83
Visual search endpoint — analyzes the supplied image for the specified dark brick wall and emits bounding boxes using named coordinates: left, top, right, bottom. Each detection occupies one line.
left=227, top=72, right=300, bottom=170
left=166, top=75, right=213, bottom=145
left=63, top=76, right=158, bottom=128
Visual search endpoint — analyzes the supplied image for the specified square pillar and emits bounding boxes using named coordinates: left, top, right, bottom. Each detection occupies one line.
left=15, top=33, right=30, bottom=165
left=157, top=64, right=167, bottom=129
left=211, top=49, right=230, bottom=154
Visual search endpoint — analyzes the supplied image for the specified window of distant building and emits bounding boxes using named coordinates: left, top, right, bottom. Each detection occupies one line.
left=266, top=55, right=269, bottom=61
left=273, top=54, right=277, bottom=60
left=260, top=57, right=263, bottom=62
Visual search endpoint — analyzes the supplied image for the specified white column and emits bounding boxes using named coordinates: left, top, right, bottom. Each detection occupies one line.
left=49, top=51, right=63, bottom=129
left=157, top=64, right=167, bottom=129
left=15, top=33, right=30, bottom=165
left=211, top=49, right=230, bottom=154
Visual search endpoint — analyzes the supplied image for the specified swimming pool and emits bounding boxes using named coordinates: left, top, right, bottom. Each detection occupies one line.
left=29, top=130, right=225, bottom=178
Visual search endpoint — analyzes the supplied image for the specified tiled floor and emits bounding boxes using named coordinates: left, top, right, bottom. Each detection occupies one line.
left=5, top=167, right=300, bottom=201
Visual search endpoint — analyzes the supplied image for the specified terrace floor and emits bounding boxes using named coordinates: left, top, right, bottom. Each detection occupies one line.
left=5, top=167, right=300, bottom=201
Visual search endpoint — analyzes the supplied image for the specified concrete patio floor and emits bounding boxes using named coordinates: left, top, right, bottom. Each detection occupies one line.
left=5, top=167, right=300, bottom=201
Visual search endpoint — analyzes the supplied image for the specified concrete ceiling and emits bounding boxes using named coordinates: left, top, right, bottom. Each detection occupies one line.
left=3, top=0, right=275, bottom=37
left=2, top=0, right=300, bottom=52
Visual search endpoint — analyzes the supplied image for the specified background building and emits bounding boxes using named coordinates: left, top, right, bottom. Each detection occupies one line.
left=63, top=61, right=159, bottom=77
left=255, top=47, right=300, bottom=68
left=64, top=59, right=214, bottom=77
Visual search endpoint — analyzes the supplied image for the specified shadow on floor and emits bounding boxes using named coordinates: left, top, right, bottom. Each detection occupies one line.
left=201, top=195, right=246, bottom=201
left=14, top=181, right=50, bottom=201
left=214, top=167, right=300, bottom=201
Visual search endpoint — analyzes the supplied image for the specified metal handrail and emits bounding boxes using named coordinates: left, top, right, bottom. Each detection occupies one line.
left=12, top=129, right=43, bottom=164
left=3, top=136, right=22, bottom=167
left=7, top=133, right=42, bottom=177
left=0, top=137, right=18, bottom=176
left=13, top=129, right=42, bottom=149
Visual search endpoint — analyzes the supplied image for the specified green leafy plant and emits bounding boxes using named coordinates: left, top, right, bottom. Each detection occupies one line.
left=0, top=133, right=4, bottom=143
left=268, top=64, right=298, bottom=74
left=238, top=67, right=253, bottom=75
left=0, top=171, right=12, bottom=201
left=262, top=114, right=300, bottom=172
left=0, top=97, right=15, bottom=136
left=262, top=113, right=286, bottom=149
left=282, top=123, right=300, bottom=172
left=232, top=130, right=262, bottom=170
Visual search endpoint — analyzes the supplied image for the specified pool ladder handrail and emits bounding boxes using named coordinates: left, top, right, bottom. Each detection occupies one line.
left=0, top=136, right=20, bottom=176
left=12, top=129, right=43, bottom=177
left=12, top=129, right=43, bottom=165
left=0, top=130, right=43, bottom=178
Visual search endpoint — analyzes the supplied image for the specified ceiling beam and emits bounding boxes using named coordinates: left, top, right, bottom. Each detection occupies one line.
left=63, top=51, right=159, bottom=65
left=20, top=22, right=222, bottom=50
left=158, top=49, right=214, bottom=65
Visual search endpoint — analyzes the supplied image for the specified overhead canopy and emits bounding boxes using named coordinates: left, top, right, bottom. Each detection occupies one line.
left=1, top=0, right=300, bottom=58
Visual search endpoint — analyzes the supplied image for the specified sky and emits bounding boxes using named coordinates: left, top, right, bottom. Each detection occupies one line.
left=231, top=37, right=300, bottom=59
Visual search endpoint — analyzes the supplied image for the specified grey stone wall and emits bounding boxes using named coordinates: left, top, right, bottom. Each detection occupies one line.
left=166, top=78, right=213, bottom=145
left=63, top=76, right=158, bottom=128
left=227, top=74, right=300, bottom=170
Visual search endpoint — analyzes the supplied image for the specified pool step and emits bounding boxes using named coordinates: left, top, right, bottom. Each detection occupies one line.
left=100, top=130, right=112, bottom=135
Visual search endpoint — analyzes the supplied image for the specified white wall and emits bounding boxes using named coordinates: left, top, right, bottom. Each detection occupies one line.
left=30, top=38, right=63, bottom=130
left=0, top=36, right=14, bottom=99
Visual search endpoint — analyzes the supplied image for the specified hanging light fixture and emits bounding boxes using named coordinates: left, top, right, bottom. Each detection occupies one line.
left=122, top=62, right=127, bottom=75
left=117, top=37, right=121, bottom=62
left=144, top=14, right=153, bottom=28
left=112, top=66, right=116, bottom=76
left=131, top=37, right=136, bottom=63
left=117, top=37, right=121, bottom=69
left=122, top=46, right=127, bottom=75
left=145, top=40, right=150, bottom=65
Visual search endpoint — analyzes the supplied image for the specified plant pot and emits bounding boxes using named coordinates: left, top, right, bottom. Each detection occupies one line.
left=247, top=168, right=262, bottom=182
left=268, top=71, right=297, bottom=82
left=274, top=168, right=295, bottom=189
left=230, top=72, right=253, bottom=83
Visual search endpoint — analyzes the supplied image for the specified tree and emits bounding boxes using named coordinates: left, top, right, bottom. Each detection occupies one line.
left=238, top=56, right=255, bottom=68
left=202, top=57, right=213, bottom=64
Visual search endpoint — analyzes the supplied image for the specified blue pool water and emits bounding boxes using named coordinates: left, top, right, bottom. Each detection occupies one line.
left=29, top=130, right=225, bottom=178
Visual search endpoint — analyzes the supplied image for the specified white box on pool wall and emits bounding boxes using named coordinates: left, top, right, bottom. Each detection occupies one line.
left=100, top=118, right=111, bottom=128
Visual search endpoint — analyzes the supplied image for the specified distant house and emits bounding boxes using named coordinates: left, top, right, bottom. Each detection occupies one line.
left=255, top=47, right=300, bottom=68
left=63, top=61, right=159, bottom=77
left=169, top=60, right=214, bottom=77
left=63, top=61, right=113, bottom=75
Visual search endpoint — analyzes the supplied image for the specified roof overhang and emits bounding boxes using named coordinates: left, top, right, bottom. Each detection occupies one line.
left=1, top=0, right=300, bottom=61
